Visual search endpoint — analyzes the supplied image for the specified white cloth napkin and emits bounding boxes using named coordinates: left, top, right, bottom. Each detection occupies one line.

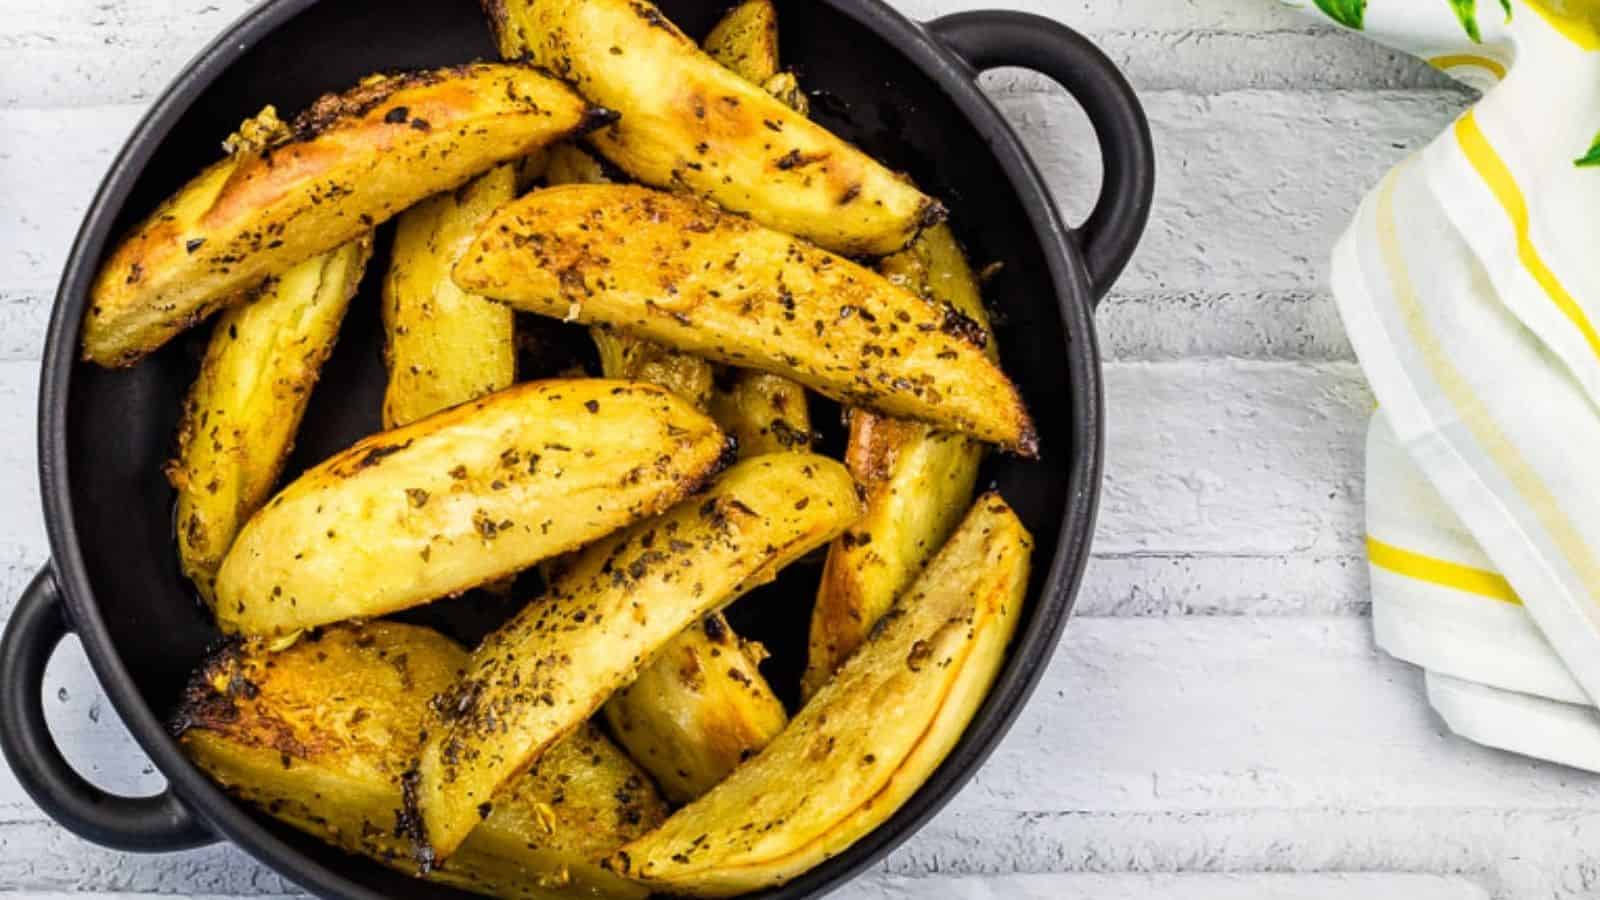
left=1287, top=0, right=1600, bottom=769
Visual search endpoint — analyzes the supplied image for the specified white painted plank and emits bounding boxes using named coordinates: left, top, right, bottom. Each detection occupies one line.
left=837, top=872, right=1493, bottom=900
left=1008, top=89, right=1466, bottom=295
left=1099, top=290, right=1353, bottom=361
left=1077, top=553, right=1367, bottom=616
left=0, top=91, right=1450, bottom=354
left=0, top=873, right=1493, bottom=900
left=1099, top=361, right=1370, bottom=557
left=0, top=0, right=1451, bottom=107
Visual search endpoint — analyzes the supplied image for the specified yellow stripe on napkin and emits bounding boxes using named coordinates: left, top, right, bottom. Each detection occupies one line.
left=1367, top=536, right=1522, bottom=604
left=1455, top=110, right=1600, bottom=360
left=1429, top=54, right=1508, bottom=80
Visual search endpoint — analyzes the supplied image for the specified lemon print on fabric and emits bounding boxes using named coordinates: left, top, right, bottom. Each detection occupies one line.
left=1448, top=0, right=1513, bottom=41
left=1315, top=0, right=1366, bottom=29
left=1577, top=132, right=1600, bottom=167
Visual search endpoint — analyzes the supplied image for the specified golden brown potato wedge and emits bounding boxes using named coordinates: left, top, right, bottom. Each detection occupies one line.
left=541, top=143, right=718, bottom=410
left=213, top=379, right=729, bottom=636
left=175, top=622, right=661, bottom=899
left=802, top=224, right=995, bottom=698
left=702, top=0, right=779, bottom=85
left=382, top=164, right=518, bottom=429
left=83, top=63, right=607, bottom=367
left=454, top=184, right=1035, bottom=454
left=702, top=0, right=812, bottom=457
left=414, top=453, right=862, bottom=859
left=602, top=611, right=788, bottom=804
left=708, top=370, right=813, bottom=456
left=609, top=495, right=1031, bottom=896
left=543, top=108, right=788, bottom=794
left=485, top=0, right=940, bottom=256
left=170, top=237, right=373, bottom=606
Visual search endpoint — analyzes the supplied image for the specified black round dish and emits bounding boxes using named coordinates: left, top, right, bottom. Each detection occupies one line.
left=0, top=1, right=1153, bottom=897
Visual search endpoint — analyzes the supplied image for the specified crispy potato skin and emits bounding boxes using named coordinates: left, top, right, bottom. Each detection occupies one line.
left=455, top=185, right=1036, bottom=453
left=213, top=379, right=728, bottom=636
left=603, top=611, right=788, bottom=804
left=175, top=623, right=660, bottom=899
left=802, top=224, right=995, bottom=697
left=702, top=0, right=779, bottom=84
left=484, top=0, right=939, bottom=256
left=415, top=454, right=862, bottom=859
left=383, top=164, right=518, bottom=429
left=83, top=63, right=604, bottom=367
left=170, top=237, right=372, bottom=606
left=609, top=496, right=1031, bottom=895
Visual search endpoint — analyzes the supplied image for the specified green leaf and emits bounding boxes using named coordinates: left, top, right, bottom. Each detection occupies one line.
left=1314, top=0, right=1366, bottom=30
left=1499, top=0, right=1512, bottom=21
left=1576, top=132, right=1600, bottom=168
left=1449, top=0, right=1484, bottom=42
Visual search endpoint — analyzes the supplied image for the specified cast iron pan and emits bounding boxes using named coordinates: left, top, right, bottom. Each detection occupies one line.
left=0, top=1, right=1153, bottom=897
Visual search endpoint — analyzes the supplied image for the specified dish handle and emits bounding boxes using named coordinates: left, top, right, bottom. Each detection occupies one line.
left=927, top=11, right=1155, bottom=302
left=0, top=564, right=214, bottom=851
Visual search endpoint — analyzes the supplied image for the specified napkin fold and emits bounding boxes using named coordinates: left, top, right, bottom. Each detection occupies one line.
left=1291, top=0, right=1600, bottom=768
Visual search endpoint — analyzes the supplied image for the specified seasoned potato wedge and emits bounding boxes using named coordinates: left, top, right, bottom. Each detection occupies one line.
left=702, top=0, right=779, bottom=85
left=603, top=612, right=788, bottom=804
left=485, top=0, right=940, bottom=256
left=455, top=185, right=1036, bottom=454
left=541, top=143, right=717, bottom=410
left=414, top=454, right=862, bottom=858
left=175, top=622, right=661, bottom=899
left=170, top=237, right=372, bottom=606
left=213, top=379, right=729, bottom=636
left=708, top=370, right=813, bottom=456
left=382, top=164, right=518, bottom=429
left=609, top=495, right=1031, bottom=895
left=83, top=63, right=606, bottom=367
left=802, top=224, right=995, bottom=697
left=702, top=0, right=812, bottom=457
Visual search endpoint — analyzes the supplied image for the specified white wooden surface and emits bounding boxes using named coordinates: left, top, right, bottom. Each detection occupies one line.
left=4, top=1, right=1585, bottom=898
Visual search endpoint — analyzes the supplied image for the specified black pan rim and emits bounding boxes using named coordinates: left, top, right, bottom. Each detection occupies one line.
left=34, top=0, right=1105, bottom=897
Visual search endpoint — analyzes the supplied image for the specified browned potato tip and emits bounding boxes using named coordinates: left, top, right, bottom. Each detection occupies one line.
left=83, top=62, right=609, bottom=367
left=485, top=0, right=941, bottom=256
left=454, top=184, right=1037, bottom=455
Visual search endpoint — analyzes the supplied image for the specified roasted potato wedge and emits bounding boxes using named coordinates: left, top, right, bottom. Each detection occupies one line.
left=170, top=237, right=372, bottom=606
left=455, top=184, right=1036, bottom=454
left=702, top=0, right=779, bottom=85
left=702, top=0, right=812, bottom=457
left=175, top=622, right=661, bottom=899
left=213, top=379, right=729, bottom=636
left=541, top=143, right=717, bottom=410
left=603, top=611, right=788, bottom=804
left=382, top=164, right=518, bottom=429
left=802, top=224, right=995, bottom=697
left=414, top=453, right=862, bottom=858
left=609, top=495, right=1031, bottom=895
left=485, top=0, right=940, bottom=256
left=83, top=63, right=607, bottom=367
left=542, top=135, right=785, bottom=784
